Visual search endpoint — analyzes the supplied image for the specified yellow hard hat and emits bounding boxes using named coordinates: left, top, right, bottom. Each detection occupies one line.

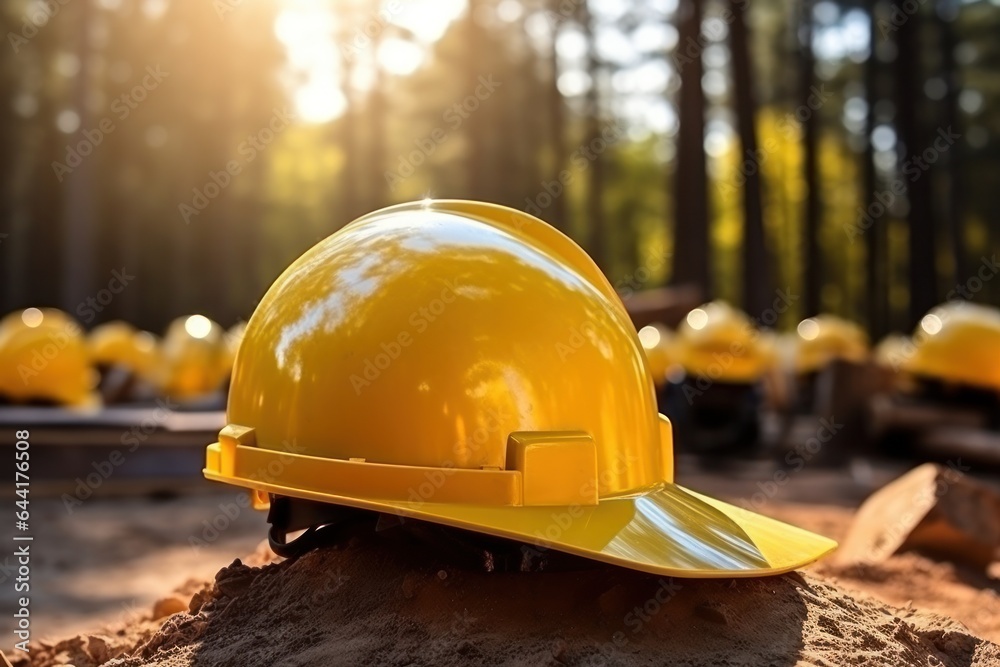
left=158, top=314, right=231, bottom=399
left=674, top=301, right=770, bottom=383
left=88, top=320, right=159, bottom=379
left=794, top=315, right=869, bottom=373
left=203, top=200, right=835, bottom=577
left=637, top=324, right=674, bottom=387
left=756, top=329, right=782, bottom=372
left=873, top=334, right=911, bottom=371
left=904, top=302, right=1000, bottom=391
left=0, top=308, right=98, bottom=407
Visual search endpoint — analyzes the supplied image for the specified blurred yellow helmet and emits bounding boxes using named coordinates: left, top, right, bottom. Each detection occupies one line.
left=794, top=315, right=869, bottom=373
left=756, top=330, right=782, bottom=372
left=158, top=314, right=231, bottom=399
left=637, top=323, right=674, bottom=387
left=0, top=308, right=98, bottom=407
left=203, top=200, right=834, bottom=577
left=674, top=301, right=770, bottom=383
left=873, top=334, right=911, bottom=371
left=905, top=302, right=1000, bottom=391
left=223, top=321, right=246, bottom=372
left=88, top=320, right=158, bottom=379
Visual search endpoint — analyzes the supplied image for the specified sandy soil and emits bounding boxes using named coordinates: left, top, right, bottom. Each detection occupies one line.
left=6, top=462, right=1000, bottom=666
left=12, top=531, right=1000, bottom=667
left=686, top=461, right=1000, bottom=646
left=0, top=489, right=267, bottom=641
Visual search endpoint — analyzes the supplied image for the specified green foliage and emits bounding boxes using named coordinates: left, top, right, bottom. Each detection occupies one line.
left=1, top=0, right=997, bottom=335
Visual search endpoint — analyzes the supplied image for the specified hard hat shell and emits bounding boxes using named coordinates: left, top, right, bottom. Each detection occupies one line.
left=905, top=302, right=1000, bottom=391
left=674, top=301, right=771, bottom=383
left=0, top=308, right=98, bottom=407
left=204, top=200, right=835, bottom=578
left=88, top=320, right=159, bottom=379
left=795, top=315, right=869, bottom=374
left=158, top=315, right=231, bottom=399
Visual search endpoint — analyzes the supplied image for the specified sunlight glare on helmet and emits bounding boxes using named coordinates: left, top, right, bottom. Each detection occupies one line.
left=637, top=325, right=661, bottom=350
left=686, top=308, right=708, bottom=331
left=21, top=307, right=43, bottom=328
left=185, top=314, right=213, bottom=339
left=797, top=318, right=820, bottom=341
left=920, top=313, right=943, bottom=336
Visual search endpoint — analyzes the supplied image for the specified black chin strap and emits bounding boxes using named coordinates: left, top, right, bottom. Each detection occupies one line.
left=265, top=495, right=594, bottom=572
left=266, top=496, right=376, bottom=558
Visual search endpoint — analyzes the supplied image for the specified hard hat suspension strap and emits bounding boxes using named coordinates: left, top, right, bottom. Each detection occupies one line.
left=266, top=495, right=376, bottom=558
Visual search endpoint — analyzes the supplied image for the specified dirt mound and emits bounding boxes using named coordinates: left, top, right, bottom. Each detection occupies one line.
left=16, top=532, right=1000, bottom=667
left=816, top=552, right=1000, bottom=644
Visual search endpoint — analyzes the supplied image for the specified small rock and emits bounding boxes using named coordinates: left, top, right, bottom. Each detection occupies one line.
left=87, top=635, right=111, bottom=663
left=694, top=601, right=728, bottom=625
left=215, top=559, right=258, bottom=599
left=189, top=586, right=214, bottom=614
left=217, top=574, right=255, bottom=599
left=152, top=595, right=188, bottom=620
left=216, top=577, right=253, bottom=598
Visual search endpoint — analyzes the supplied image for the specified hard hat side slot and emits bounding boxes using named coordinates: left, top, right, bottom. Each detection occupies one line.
left=505, top=431, right=599, bottom=507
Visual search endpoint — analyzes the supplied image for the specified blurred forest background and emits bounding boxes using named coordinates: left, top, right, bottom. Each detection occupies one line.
left=1, top=0, right=998, bottom=336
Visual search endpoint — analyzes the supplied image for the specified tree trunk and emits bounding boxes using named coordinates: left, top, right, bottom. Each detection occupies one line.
left=729, top=0, right=771, bottom=317
left=368, top=59, right=388, bottom=209
left=864, top=0, right=886, bottom=336
left=671, top=0, right=711, bottom=294
left=339, top=34, right=362, bottom=222
left=26, top=92, right=64, bottom=309
left=0, top=15, right=26, bottom=312
left=465, top=0, right=488, bottom=200
left=581, top=2, right=607, bottom=269
left=545, top=0, right=567, bottom=231
left=937, top=0, right=964, bottom=286
left=895, top=7, right=936, bottom=327
left=801, top=0, right=822, bottom=318
left=61, top=0, right=95, bottom=313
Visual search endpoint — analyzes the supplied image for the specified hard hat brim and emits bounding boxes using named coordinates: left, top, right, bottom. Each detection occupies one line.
left=205, top=465, right=836, bottom=578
